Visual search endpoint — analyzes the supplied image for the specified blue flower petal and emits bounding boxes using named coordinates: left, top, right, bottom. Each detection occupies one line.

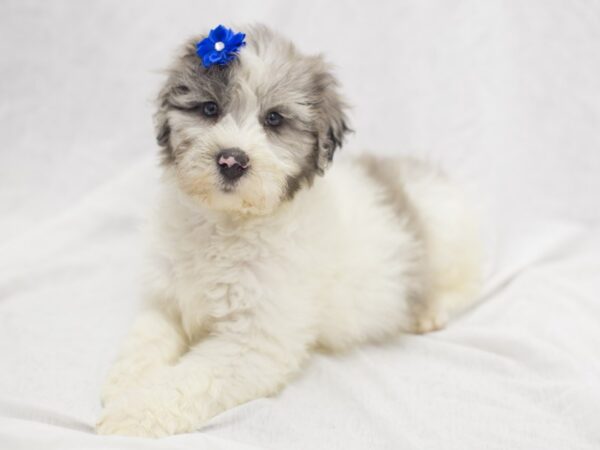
left=211, top=25, right=229, bottom=42
left=208, top=51, right=223, bottom=63
left=202, top=53, right=213, bottom=68
left=229, top=32, right=246, bottom=47
left=197, top=39, right=214, bottom=54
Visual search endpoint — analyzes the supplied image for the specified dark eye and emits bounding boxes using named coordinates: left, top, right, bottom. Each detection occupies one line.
left=201, top=101, right=219, bottom=117
left=265, top=111, right=283, bottom=127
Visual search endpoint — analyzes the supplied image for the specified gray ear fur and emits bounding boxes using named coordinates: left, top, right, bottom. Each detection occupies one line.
left=154, top=83, right=174, bottom=165
left=154, top=37, right=208, bottom=165
left=311, top=59, right=351, bottom=173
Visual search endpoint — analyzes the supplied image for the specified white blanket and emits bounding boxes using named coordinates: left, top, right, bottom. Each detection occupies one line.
left=1, top=1, right=599, bottom=449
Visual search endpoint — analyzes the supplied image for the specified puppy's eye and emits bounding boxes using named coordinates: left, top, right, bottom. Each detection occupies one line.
left=265, top=111, right=283, bottom=127
left=201, top=101, right=219, bottom=118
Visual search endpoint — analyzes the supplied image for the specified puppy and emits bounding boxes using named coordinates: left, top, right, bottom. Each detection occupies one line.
left=97, top=24, right=481, bottom=437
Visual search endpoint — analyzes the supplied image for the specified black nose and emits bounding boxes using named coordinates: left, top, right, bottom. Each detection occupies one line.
left=216, top=148, right=249, bottom=181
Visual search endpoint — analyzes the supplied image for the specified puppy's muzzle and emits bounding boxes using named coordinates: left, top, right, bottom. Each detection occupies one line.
left=217, top=148, right=249, bottom=182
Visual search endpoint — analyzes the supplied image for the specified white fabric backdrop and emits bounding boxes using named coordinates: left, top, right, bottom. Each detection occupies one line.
left=1, top=1, right=599, bottom=449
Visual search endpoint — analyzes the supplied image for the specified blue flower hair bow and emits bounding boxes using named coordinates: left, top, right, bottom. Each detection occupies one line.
left=196, top=25, right=246, bottom=68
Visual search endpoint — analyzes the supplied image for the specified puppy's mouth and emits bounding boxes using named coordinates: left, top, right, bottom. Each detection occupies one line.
left=220, top=182, right=238, bottom=193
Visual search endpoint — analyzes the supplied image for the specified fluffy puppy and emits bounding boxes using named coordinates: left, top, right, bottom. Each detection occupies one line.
left=97, top=24, right=481, bottom=437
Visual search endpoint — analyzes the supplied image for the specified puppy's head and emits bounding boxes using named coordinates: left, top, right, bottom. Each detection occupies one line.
left=156, top=25, right=349, bottom=216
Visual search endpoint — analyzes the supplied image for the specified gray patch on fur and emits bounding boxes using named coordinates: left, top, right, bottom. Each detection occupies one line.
left=357, top=155, right=424, bottom=234
left=284, top=144, right=321, bottom=199
left=155, top=37, right=233, bottom=165
left=356, top=154, right=432, bottom=318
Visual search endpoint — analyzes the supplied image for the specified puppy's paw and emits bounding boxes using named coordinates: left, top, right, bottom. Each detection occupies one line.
left=100, top=361, right=162, bottom=407
left=96, top=388, right=195, bottom=438
left=100, top=378, right=126, bottom=408
left=411, top=307, right=448, bottom=334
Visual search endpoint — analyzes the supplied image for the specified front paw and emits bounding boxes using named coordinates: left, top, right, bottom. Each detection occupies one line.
left=100, top=378, right=125, bottom=408
left=100, top=360, right=160, bottom=407
left=96, top=388, right=195, bottom=438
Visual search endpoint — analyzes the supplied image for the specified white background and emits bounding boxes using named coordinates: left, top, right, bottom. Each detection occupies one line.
left=1, top=1, right=599, bottom=449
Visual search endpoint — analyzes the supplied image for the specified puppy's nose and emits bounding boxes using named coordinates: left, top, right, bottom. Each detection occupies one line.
left=216, top=148, right=249, bottom=181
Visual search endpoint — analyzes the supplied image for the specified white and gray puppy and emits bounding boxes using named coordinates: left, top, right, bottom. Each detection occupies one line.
left=97, top=24, right=481, bottom=437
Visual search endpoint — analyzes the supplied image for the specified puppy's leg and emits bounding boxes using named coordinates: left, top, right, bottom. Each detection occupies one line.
left=100, top=307, right=187, bottom=406
left=358, top=155, right=482, bottom=334
left=400, top=162, right=482, bottom=334
left=97, top=320, right=311, bottom=437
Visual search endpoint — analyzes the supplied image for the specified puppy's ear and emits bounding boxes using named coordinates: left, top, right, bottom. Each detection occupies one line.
left=155, top=84, right=174, bottom=165
left=311, top=59, right=351, bottom=173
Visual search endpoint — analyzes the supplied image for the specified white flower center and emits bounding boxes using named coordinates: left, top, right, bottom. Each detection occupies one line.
left=214, top=41, right=225, bottom=51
